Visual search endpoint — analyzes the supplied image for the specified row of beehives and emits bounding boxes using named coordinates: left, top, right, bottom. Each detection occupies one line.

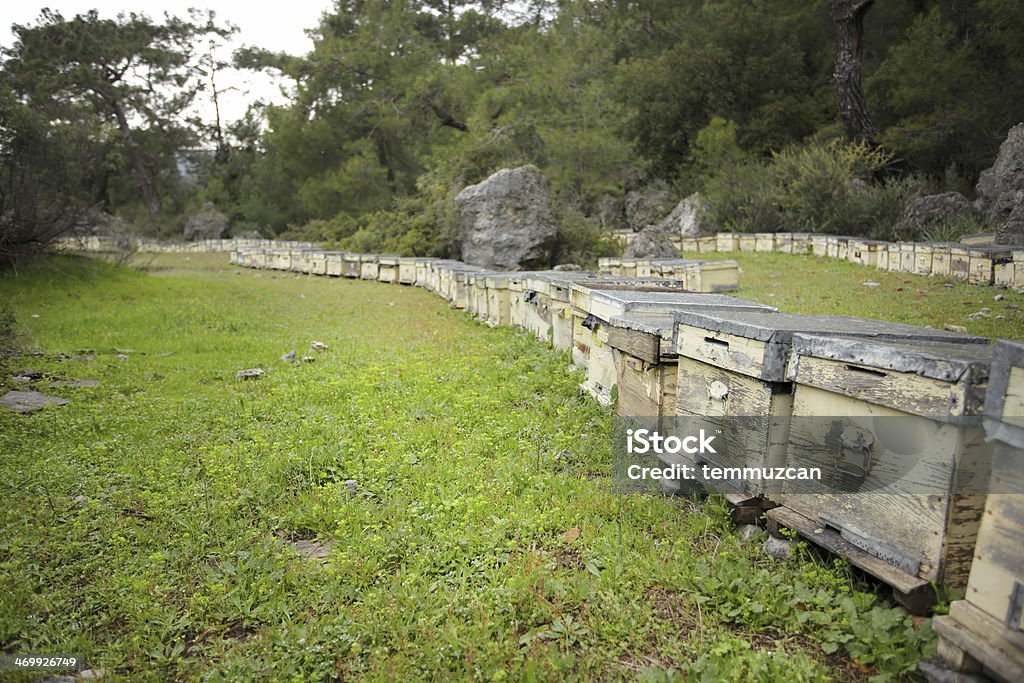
left=52, top=236, right=316, bottom=253
left=600, top=232, right=1024, bottom=288
left=229, top=245, right=1022, bottom=675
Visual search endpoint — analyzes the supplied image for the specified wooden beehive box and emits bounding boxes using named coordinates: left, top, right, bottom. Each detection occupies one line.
left=811, top=234, right=829, bottom=257
left=930, top=244, right=952, bottom=278
left=671, top=311, right=986, bottom=500
left=619, top=259, right=639, bottom=277
left=826, top=236, right=840, bottom=259
left=325, top=252, right=345, bottom=276
left=272, top=250, right=291, bottom=271
left=896, top=242, right=915, bottom=272
left=449, top=266, right=483, bottom=308
left=881, top=242, right=899, bottom=272
left=377, top=255, right=400, bottom=284
left=755, top=233, right=776, bottom=252
left=913, top=243, right=934, bottom=276
left=790, top=233, right=811, bottom=254
left=396, top=257, right=420, bottom=285
left=848, top=239, right=883, bottom=267
left=309, top=251, right=328, bottom=276
left=682, top=260, right=740, bottom=293
left=950, top=244, right=971, bottom=280
left=483, top=273, right=512, bottom=327
left=969, top=246, right=1013, bottom=286
left=360, top=254, right=381, bottom=280
left=717, top=232, right=739, bottom=252
left=777, top=334, right=993, bottom=595
left=579, top=291, right=774, bottom=404
left=292, top=250, right=314, bottom=273
left=774, top=233, right=793, bottom=254
left=739, top=234, right=757, bottom=252
left=428, top=260, right=459, bottom=296
left=341, top=254, right=362, bottom=278
left=521, top=273, right=555, bottom=341
left=697, top=236, right=717, bottom=253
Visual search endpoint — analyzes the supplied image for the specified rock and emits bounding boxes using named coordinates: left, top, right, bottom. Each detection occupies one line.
left=861, top=281, right=880, bottom=287
left=456, top=165, right=557, bottom=270
left=236, top=368, right=264, bottom=380
left=281, top=350, right=296, bottom=362
left=995, top=294, right=1005, bottom=301
left=2, top=390, right=70, bottom=414
left=654, top=193, right=709, bottom=237
left=183, top=202, right=230, bottom=241
left=898, top=192, right=975, bottom=237
left=53, top=379, right=100, bottom=388
left=289, top=538, right=334, bottom=564
left=761, top=536, right=792, bottom=561
left=73, top=495, right=89, bottom=504
left=623, top=229, right=679, bottom=259
left=116, top=354, right=129, bottom=362
left=553, top=263, right=582, bottom=271
left=624, top=182, right=673, bottom=231
left=997, top=193, right=1024, bottom=245
left=944, top=324, right=969, bottom=333
left=976, top=124, right=1024, bottom=230
left=310, top=341, right=328, bottom=352
left=301, top=356, right=315, bottom=363
left=967, top=309, right=991, bottom=320
left=593, top=194, right=624, bottom=229
left=344, top=479, right=359, bottom=495
left=738, top=524, right=763, bottom=543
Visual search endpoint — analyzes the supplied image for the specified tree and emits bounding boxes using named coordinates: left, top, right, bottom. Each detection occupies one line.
left=2, top=10, right=231, bottom=216
left=830, top=0, right=877, bottom=143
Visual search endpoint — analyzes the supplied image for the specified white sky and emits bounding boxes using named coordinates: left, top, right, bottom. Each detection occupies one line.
left=0, top=1, right=335, bottom=126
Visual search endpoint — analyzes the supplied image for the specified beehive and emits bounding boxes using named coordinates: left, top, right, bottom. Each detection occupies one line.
left=325, top=252, right=345, bottom=276
left=930, top=244, right=952, bottom=278
left=950, top=244, right=971, bottom=280
left=448, top=266, right=484, bottom=308
left=397, top=257, right=422, bottom=285
left=945, top=340, right=1024, bottom=665
left=791, top=233, right=812, bottom=255
left=968, top=246, right=1013, bottom=286
left=341, top=254, right=362, bottom=278
left=717, top=233, right=739, bottom=252
left=739, top=234, right=758, bottom=253
left=483, top=273, right=512, bottom=327
left=682, top=260, right=740, bottom=293
left=309, top=251, right=328, bottom=276
left=884, top=243, right=901, bottom=272
left=755, top=233, right=776, bottom=252
left=360, top=254, right=381, bottom=280
left=810, top=234, right=829, bottom=257
left=376, top=255, right=399, bottom=284
left=671, top=311, right=986, bottom=499
left=778, top=335, right=993, bottom=592
left=848, top=239, right=883, bottom=267
left=697, top=236, right=717, bottom=253
left=913, top=243, right=934, bottom=276
left=774, top=233, right=793, bottom=254
left=897, top=242, right=916, bottom=272
left=578, top=291, right=774, bottom=403
left=681, top=237, right=700, bottom=253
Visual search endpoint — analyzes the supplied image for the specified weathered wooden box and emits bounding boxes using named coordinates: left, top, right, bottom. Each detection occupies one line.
left=271, top=250, right=292, bottom=271
left=717, top=232, right=739, bottom=252
left=913, top=243, right=934, bottom=276
left=848, top=239, right=883, bottom=267
left=309, top=251, right=328, bottom=276
left=579, top=291, right=774, bottom=404
left=778, top=335, right=993, bottom=594
left=881, top=242, right=899, bottom=272
left=325, top=251, right=345, bottom=276
left=683, top=260, right=740, bottom=293
left=755, top=233, right=776, bottom=252
left=377, top=255, right=400, bottom=284
left=449, top=266, right=483, bottom=308
left=671, top=311, right=985, bottom=500
left=774, top=232, right=793, bottom=254
left=738, top=234, right=757, bottom=253
left=810, top=234, right=829, bottom=257
left=898, top=242, right=916, bottom=272
left=396, top=257, right=421, bottom=285
left=291, top=250, right=313, bottom=273
left=341, top=254, right=362, bottom=278
left=483, top=273, right=512, bottom=327
left=930, top=243, right=952, bottom=278
left=697, top=236, right=717, bottom=253
left=950, top=245, right=971, bottom=280
left=597, top=257, right=621, bottom=276
left=359, top=254, right=381, bottom=280
left=969, top=246, right=1013, bottom=286
left=790, top=233, right=811, bottom=255
left=427, top=260, right=460, bottom=296
left=680, top=237, right=699, bottom=253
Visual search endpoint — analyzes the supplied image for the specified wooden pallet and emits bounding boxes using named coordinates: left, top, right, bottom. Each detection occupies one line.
left=766, top=506, right=935, bottom=614
left=929, top=601, right=1024, bottom=683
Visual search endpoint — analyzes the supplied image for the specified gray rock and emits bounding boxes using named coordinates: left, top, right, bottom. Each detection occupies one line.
left=310, top=341, right=328, bottom=352
left=552, top=263, right=582, bottom=271
left=281, top=350, right=297, bottom=362
left=997, top=192, right=1024, bottom=245
left=73, top=495, right=90, bottom=504
left=289, top=538, right=334, bottom=564
left=761, top=536, right=793, bottom=561
left=236, top=368, right=264, bottom=380
left=183, top=202, right=230, bottom=241
left=976, top=124, right=1024, bottom=228
left=624, top=183, right=673, bottom=231
left=738, top=524, right=763, bottom=543
left=593, top=194, right=624, bottom=229
left=654, top=193, right=709, bottom=237
left=456, top=165, right=557, bottom=270
left=2, top=390, right=70, bottom=414
left=301, top=356, right=315, bottom=363
left=344, top=479, right=359, bottom=495
left=899, top=192, right=975, bottom=237
left=623, top=229, right=679, bottom=259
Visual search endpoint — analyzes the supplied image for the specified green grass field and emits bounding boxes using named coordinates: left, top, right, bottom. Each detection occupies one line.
left=2, top=251, right=1018, bottom=681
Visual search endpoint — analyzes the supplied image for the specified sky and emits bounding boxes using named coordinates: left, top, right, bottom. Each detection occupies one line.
left=0, top=1, right=335, bottom=124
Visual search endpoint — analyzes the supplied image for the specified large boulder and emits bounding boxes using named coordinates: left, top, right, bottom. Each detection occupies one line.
left=654, top=193, right=710, bottom=237
left=623, top=229, right=679, bottom=259
left=998, top=192, right=1024, bottom=245
left=593, top=194, right=625, bottom=229
left=898, top=192, right=975, bottom=237
left=183, top=202, right=230, bottom=241
left=456, top=165, right=557, bottom=270
left=624, top=183, right=673, bottom=231
left=976, top=124, right=1024, bottom=241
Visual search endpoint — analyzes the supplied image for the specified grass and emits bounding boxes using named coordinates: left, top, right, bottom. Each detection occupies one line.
left=3, top=250, right=1015, bottom=681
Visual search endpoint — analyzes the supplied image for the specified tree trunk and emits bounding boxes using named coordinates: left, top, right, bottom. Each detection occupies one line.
left=830, top=0, right=877, bottom=144
left=110, top=98, right=162, bottom=215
